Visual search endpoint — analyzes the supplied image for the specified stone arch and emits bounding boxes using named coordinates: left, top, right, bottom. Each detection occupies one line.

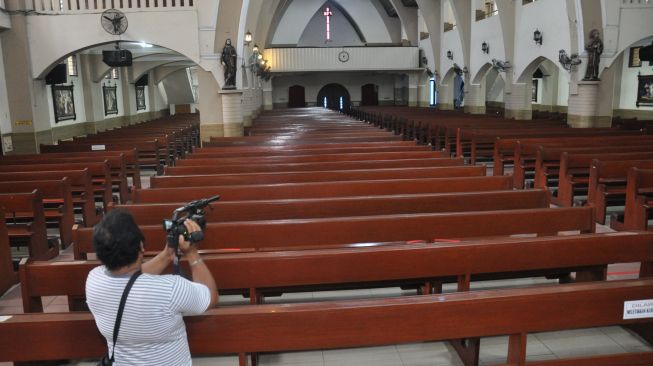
left=317, top=83, right=350, bottom=110
left=516, top=56, right=567, bottom=115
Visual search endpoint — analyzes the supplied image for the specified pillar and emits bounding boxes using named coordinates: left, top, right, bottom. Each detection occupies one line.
left=197, top=68, right=224, bottom=141
left=504, top=83, right=532, bottom=120
left=408, top=73, right=419, bottom=107
left=262, top=78, right=273, bottom=110
left=438, top=81, right=454, bottom=110
left=221, top=90, right=244, bottom=137
left=464, top=83, right=486, bottom=114
left=568, top=81, right=608, bottom=128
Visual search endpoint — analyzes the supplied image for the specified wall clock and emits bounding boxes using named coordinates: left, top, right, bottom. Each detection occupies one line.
left=338, top=50, right=350, bottom=63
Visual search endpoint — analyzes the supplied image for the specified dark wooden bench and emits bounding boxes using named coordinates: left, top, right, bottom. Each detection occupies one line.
left=151, top=166, right=487, bottom=188
left=493, top=135, right=653, bottom=188
left=2, top=149, right=141, bottom=189
left=112, top=189, right=550, bottom=224
left=73, top=206, right=594, bottom=259
left=0, top=178, right=73, bottom=248
left=585, top=159, right=653, bottom=225
left=40, top=140, right=164, bottom=173
left=166, top=158, right=465, bottom=175
left=0, top=169, right=99, bottom=226
left=0, top=209, right=13, bottom=295
left=188, top=144, right=432, bottom=159
left=532, top=145, right=653, bottom=190
left=0, top=190, right=53, bottom=261
left=620, top=168, right=653, bottom=231
left=23, top=232, right=646, bottom=312
left=554, top=152, right=653, bottom=209
left=2, top=279, right=652, bottom=365
left=134, top=176, right=514, bottom=203
left=180, top=150, right=449, bottom=166
left=0, top=159, right=121, bottom=205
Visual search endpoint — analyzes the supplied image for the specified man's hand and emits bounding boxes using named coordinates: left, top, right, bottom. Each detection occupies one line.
left=178, top=219, right=202, bottom=257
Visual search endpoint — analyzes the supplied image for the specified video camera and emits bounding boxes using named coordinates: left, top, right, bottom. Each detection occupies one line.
left=163, top=195, right=220, bottom=249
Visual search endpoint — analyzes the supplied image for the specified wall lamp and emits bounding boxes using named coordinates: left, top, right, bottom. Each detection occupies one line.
left=481, top=42, right=489, bottom=54
left=533, top=29, right=543, bottom=45
left=558, top=49, right=581, bottom=71
left=244, top=31, right=253, bottom=46
left=447, top=50, right=453, bottom=60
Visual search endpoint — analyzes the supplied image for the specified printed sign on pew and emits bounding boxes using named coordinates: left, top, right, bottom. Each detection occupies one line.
left=91, top=144, right=106, bottom=151
left=623, top=299, right=653, bottom=320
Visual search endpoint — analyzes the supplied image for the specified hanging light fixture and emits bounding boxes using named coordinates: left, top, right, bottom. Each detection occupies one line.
left=252, top=44, right=259, bottom=53
left=481, top=42, right=489, bottom=54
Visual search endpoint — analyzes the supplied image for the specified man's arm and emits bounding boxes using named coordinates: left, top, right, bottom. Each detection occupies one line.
left=179, top=220, right=218, bottom=309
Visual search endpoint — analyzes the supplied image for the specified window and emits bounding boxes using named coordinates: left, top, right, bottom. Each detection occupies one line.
left=429, top=79, right=437, bottom=106
left=112, top=68, right=119, bottom=79
left=67, top=56, right=78, bottom=76
left=323, top=96, right=328, bottom=108
left=339, top=96, right=344, bottom=110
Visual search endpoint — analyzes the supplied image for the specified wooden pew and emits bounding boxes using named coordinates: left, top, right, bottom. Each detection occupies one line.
left=21, top=232, right=648, bottom=312
left=165, top=158, right=465, bottom=175
left=206, top=134, right=403, bottom=147
left=0, top=208, right=15, bottom=295
left=112, top=190, right=550, bottom=224
left=134, top=176, right=514, bottom=203
left=0, top=160, right=118, bottom=206
left=2, top=280, right=653, bottom=365
left=73, top=206, right=595, bottom=259
left=621, top=168, right=653, bottom=231
left=188, top=144, right=432, bottom=159
left=532, top=145, right=653, bottom=190
left=1, top=149, right=141, bottom=189
left=0, top=190, right=53, bottom=261
left=40, top=140, right=163, bottom=173
left=586, top=159, right=653, bottom=225
left=0, top=179, right=73, bottom=248
left=0, top=169, right=99, bottom=226
left=554, top=152, right=653, bottom=208
left=151, top=166, right=487, bottom=188
left=179, top=151, right=449, bottom=166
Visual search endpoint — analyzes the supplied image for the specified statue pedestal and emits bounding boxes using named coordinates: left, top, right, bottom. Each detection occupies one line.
left=568, top=81, right=608, bottom=128
left=220, top=90, right=244, bottom=137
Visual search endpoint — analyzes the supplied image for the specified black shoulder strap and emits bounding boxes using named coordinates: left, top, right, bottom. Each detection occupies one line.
left=110, top=270, right=142, bottom=362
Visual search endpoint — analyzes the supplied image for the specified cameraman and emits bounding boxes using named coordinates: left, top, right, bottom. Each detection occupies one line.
left=86, top=209, right=217, bottom=365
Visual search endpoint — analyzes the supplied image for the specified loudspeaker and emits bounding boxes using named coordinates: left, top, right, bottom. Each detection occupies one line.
left=102, top=49, right=133, bottom=67
left=45, top=64, right=67, bottom=85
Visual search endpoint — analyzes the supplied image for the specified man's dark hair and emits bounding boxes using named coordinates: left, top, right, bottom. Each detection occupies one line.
left=93, top=209, right=145, bottom=270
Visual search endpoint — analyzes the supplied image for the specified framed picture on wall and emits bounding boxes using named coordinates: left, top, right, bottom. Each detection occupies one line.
left=532, top=80, right=538, bottom=102
left=103, top=85, right=118, bottom=116
left=51, top=85, right=76, bottom=123
left=136, top=86, right=146, bottom=111
left=636, top=74, right=653, bottom=107
left=629, top=47, right=642, bottom=68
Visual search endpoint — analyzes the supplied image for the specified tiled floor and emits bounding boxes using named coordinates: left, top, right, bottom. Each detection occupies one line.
left=1, top=167, right=652, bottom=365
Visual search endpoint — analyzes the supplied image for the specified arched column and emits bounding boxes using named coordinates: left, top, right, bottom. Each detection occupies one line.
left=198, top=68, right=225, bottom=141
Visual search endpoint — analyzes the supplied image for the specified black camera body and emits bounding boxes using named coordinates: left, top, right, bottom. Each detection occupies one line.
left=163, top=195, right=220, bottom=249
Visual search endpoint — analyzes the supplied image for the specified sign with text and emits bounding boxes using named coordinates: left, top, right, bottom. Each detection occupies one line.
left=91, top=144, right=106, bottom=151
left=623, top=299, right=653, bottom=320
left=14, top=120, right=32, bottom=126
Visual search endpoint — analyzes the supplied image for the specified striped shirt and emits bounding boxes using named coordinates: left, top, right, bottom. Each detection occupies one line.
left=86, top=266, right=211, bottom=366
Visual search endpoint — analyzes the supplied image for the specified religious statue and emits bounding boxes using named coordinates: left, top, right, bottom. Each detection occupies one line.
left=221, top=38, right=237, bottom=89
left=583, top=29, right=603, bottom=81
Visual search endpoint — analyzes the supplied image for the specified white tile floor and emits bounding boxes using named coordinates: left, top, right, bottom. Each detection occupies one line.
left=1, top=167, right=652, bottom=365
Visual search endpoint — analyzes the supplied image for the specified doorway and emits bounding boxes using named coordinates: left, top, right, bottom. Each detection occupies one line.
left=317, top=83, right=350, bottom=110
left=288, top=85, right=306, bottom=108
left=361, top=84, right=379, bottom=106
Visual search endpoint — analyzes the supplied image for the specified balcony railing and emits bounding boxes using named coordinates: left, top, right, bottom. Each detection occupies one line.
left=29, top=0, right=195, bottom=13
left=621, top=0, right=652, bottom=6
left=265, top=47, right=420, bottom=73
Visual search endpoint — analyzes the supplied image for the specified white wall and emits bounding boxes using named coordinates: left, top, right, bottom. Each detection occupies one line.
left=272, top=73, right=396, bottom=106
left=297, top=4, right=364, bottom=47
left=270, top=0, right=395, bottom=46
left=618, top=41, right=653, bottom=111
left=0, top=38, right=11, bottom=136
